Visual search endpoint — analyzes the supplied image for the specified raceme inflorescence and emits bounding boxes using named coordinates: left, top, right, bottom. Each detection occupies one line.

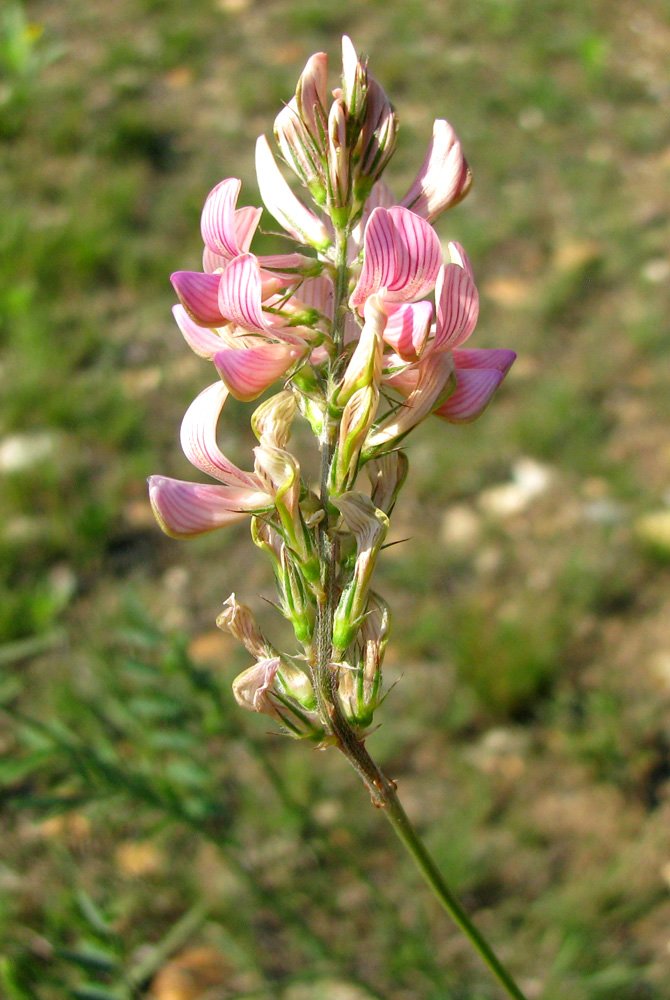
left=148, top=36, right=527, bottom=1000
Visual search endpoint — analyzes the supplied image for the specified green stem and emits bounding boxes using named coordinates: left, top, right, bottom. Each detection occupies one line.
left=378, top=772, right=529, bottom=1000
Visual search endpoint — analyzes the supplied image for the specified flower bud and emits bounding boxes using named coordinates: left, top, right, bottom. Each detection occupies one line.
left=251, top=390, right=297, bottom=449
left=274, top=98, right=327, bottom=205
left=338, top=591, right=390, bottom=728
left=232, top=656, right=325, bottom=741
left=217, top=593, right=268, bottom=658
left=331, top=384, right=379, bottom=494
left=279, top=545, right=316, bottom=647
left=332, top=492, right=389, bottom=652
left=366, top=450, right=409, bottom=515
left=326, top=98, right=351, bottom=224
left=295, top=52, right=329, bottom=150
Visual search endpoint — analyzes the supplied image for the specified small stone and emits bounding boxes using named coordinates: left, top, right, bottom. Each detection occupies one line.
left=115, top=840, right=164, bottom=877
left=0, top=431, right=58, bottom=473
left=635, top=510, right=670, bottom=560
left=151, top=947, right=232, bottom=1000
left=439, top=504, right=481, bottom=549
left=478, top=458, right=554, bottom=518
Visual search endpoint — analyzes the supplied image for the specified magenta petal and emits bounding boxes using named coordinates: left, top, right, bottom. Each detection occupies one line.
left=148, top=476, right=269, bottom=538
left=434, top=263, right=479, bottom=351
left=451, top=348, right=516, bottom=375
left=383, top=301, right=433, bottom=360
left=213, top=343, right=305, bottom=401
left=171, top=271, right=225, bottom=326
left=218, top=253, right=269, bottom=334
left=172, top=305, right=224, bottom=359
left=180, top=381, right=259, bottom=488
left=434, top=368, right=505, bottom=423
left=202, top=246, right=228, bottom=274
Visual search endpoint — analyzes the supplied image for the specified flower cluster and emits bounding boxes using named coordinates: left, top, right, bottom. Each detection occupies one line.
left=149, top=37, right=514, bottom=741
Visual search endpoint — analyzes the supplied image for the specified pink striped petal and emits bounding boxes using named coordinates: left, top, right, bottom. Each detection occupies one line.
left=217, top=253, right=270, bottom=334
left=434, top=263, right=479, bottom=351
left=255, top=135, right=331, bottom=250
left=350, top=206, right=442, bottom=312
left=180, top=381, right=259, bottom=489
left=148, top=476, right=270, bottom=538
left=213, top=343, right=305, bottom=401
left=172, top=304, right=224, bottom=359
left=433, top=368, right=505, bottom=424
left=399, top=119, right=472, bottom=222
left=447, top=241, right=474, bottom=279
left=383, top=300, right=433, bottom=360
left=171, top=271, right=225, bottom=326
left=234, top=204, right=263, bottom=253
left=451, top=348, right=516, bottom=374
left=201, top=179, right=242, bottom=259
left=258, top=254, right=321, bottom=283
left=202, top=246, right=228, bottom=274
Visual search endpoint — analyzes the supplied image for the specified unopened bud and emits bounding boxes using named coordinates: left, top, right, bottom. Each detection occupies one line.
left=217, top=593, right=268, bottom=658
left=331, top=384, right=379, bottom=494
left=295, top=52, right=329, bottom=150
left=339, top=591, right=390, bottom=728
left=336, top=294, right=385, bottom=406
left=232, top=656, right=325, bottom=741
left=274, top=98, right=327, bottom=205
left=279, top=546, right=316, bottom=646
left=327, top=98, right=350, bottom=221
left=366, top=450, right=409, bottom=514
left=332, top=492, right=388, bottom=651
left=251, top=390, right=297, bottom=449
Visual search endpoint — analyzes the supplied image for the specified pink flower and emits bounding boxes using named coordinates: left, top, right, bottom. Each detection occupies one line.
left=148, top=382, right=272, bottom=538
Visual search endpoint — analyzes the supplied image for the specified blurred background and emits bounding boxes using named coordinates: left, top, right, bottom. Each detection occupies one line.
left=1, top=0, right=670, bottom=997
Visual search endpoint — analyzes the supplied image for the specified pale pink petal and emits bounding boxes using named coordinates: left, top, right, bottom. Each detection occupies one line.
left=367, top=352, right=454, bottom=450
left=202, top=246, right=228, bottom=274
left=295, top=53, right=329, bottom=142
left=399, top=119, right=472, bottom=222
left=446, top=240, right=474, bottom=279
left=383, top=300, right=433, bottom=360
left=433, top=368, right=505, bottom=423
left=148, top=476, right=270, bottom=538
left=217, top=253, right=270, bottom=334
left=350, top=206, right=441, bottom=311
left=434, top=262, right=479, bottom=351
left=452, top=348, right=516, bottom=374
left=201, top=178, right=242, bottom=259
left=255, top=135, right=331, bottom=250
left=296, top=274, right=334, bottom=318
left=258, top=253, right=319, bottom=277
left=234, top=205, right=263, bottom=253
left=180, top=381, right=259, bottom=488
left=213, top=343, right=306, bottom=401
left=172, top=304, right=224, bottom=359
left=171, top=271, right=225, bottom=326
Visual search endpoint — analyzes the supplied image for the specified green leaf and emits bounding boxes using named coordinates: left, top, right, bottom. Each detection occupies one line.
left=70, top=987, right=122, bottom=1000
left=76, top=890, right=114, bottom=940
left=56, top=946, right=119, bottom=975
